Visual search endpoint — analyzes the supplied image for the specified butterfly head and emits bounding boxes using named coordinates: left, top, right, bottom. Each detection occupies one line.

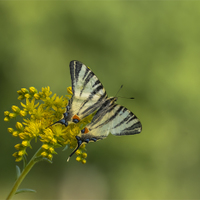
left=109, top=97, right=118, bottom=104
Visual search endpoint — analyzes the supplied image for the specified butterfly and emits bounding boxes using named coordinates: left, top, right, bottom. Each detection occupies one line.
left=56, top=60, right=142, bottom=160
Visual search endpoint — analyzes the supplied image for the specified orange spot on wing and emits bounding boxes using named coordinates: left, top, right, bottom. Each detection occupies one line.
left=72, top=115, right=80, bottom=121
left=84, top=127, right=89, bottom=134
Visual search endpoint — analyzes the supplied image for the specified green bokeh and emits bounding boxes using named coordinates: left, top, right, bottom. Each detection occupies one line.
left=1, top=1, right=200, bottom=199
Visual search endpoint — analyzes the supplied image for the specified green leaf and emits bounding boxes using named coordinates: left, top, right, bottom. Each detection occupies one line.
left=15, top=165, right=21, bottom=179
left=15, top=188, right=36, bottom=194
left=34, top=155, right=53, bottom=164
left=22, top=154, right=28, bottom=169
left=41, top=157, right=53, bottom=164
left=78, top=110, right=97, bottom=129
left=62, top=144, right=69, bottom=151
left=54, top=142, right=63, bottom=148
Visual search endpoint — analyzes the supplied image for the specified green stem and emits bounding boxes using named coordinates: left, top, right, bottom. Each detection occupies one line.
left=6, top=147, right=43, bottom=200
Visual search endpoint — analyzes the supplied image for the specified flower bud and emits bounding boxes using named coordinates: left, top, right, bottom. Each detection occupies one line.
left=76, top=156, right=81, bottom=162
left=24, top=93, right=31, bottom=99
left=17, top=90, right=22, bottom=95
left=9, top=113, right=17, bottom=118
left=14, top=144, right=22, bottom=150
left=18, top=95, right=24, bottom=100
left=42, top=144, right=49, bottom=150
left=48, top=154, right=53, bottom=160
left=22, top=140, right=29, bottom=147
left=82, top=152, right=87, bottom=158
left=19, top=110, right=27, bottom=117
left=18, top=150, right=24, bottom=156
left=29, top=87, right=38, bottom=94
left=34, top=93, right=40, bottom=100
left=12, top=131, right=19, bottom=137
left=16, top=122, right=24, bottom=131
left=21, top=88, right=29, bottom=94
left=4, top=117, right=10, bottom=122
left=41, top=151, right=48, bottom=157
left=4, top=111, right=10, bottom=116
left=12, top=105, right=20, bottom=113
left=82, top=159, right=86, bottom=164
left=67, top=87, right=73, bottom=95
left=12, top=152, right=18, bottom=157
left=8, top=128, right=14, bottom=133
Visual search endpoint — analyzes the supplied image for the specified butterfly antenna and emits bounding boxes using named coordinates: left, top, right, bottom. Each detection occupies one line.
left=115, top=85, right=123, bottom=97
left=118, top=96, right=135, bottom=100
left=67, top=137, right=82, bottom=162
left=116, top=85, right=134, bottom=99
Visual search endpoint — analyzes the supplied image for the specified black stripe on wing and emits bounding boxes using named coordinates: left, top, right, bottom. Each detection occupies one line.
left=80, top=90, right=107, bottom=116
left=119, top=120, right=142, bottom=135
left=89, top=98, right=119, bottom=129
left=92, top=79, right=101, bottom=87
left=80, top=70, right=95, bottom=97
left=70, top=61, right=82, bottom=87
left=89, top=99, right=142, bottom=135
left=77, top=84, right=107, bottom=116
left=79, top=84, right=104, bottom=108
left=70, top=61, right=108, bottom=117
left=111, top=107, right=142, bottom=135
left=113, top=108, right=137, bottom=129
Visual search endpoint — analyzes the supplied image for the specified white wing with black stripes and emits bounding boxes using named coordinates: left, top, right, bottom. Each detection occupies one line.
left=70, top=61, right=107, bottom=118
left=58, top=60, right=108, bottom=126
left=83, top=97, right=142, bottom=140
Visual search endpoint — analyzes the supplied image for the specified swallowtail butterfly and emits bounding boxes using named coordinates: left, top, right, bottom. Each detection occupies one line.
left=56, top=60, right=142, bottom=160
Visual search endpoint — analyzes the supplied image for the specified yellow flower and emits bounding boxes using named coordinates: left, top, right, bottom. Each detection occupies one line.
left=4, top=111, right=10, bottom=116
left=82, top=152, right=87, bottom=159
left=19, top=110, right=27, bottom=117
left=76, top=156, right=81, bottom=162
left=67, top=87, right=73, bottom=95
left=5, top=86, right=94, bottom=164
left=8, top=128, right=14, bottom=133
left=9, top=113, right=17, bottom=118
left=16, top=122, right=24, bottom=131
left=42, top=144, right=49, bottom=150
left=12, top=106, right=20, bottom=113
left=29, top=87, right=38, bottom=94
left=12, top=131, right=19, bottom=137
left=41, top=152, right=48, bottom=157
left=4, top=117, right=10, bottom=122
left=22, top=140, right=30, bottom=147
left=82, top=159, right=86, bottom=164
left=38, top=86, right=52, bottom=99
left=21, top=98, right=39, bottom=115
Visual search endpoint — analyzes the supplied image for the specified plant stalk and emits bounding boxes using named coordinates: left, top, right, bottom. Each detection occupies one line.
left=6, top=147, right=43, bottom=200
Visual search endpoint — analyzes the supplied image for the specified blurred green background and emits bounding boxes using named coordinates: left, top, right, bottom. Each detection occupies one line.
left=1, top=1, right=200, bottom=199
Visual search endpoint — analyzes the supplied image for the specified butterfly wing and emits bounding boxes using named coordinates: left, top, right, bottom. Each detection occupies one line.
left=78, top=97, right=142, bottom=142
left=59, top=60, right=108, bottom=125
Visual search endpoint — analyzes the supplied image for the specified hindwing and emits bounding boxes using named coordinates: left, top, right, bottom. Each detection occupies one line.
left=80, top=97, right=142, bottom=141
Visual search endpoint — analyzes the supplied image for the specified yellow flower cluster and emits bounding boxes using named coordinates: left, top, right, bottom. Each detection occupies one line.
left=4, top=86, right=90, bottom=164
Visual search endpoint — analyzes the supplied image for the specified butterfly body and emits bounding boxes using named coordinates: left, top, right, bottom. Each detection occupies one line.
left=56, top=60, right=142, bottom=159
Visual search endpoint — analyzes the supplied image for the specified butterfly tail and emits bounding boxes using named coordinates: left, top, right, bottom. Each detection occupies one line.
left=67, top=136, right=83, bottom=162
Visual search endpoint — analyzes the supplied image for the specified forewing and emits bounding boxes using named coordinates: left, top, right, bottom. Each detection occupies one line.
left=69, top=60, right=107, bottom=119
